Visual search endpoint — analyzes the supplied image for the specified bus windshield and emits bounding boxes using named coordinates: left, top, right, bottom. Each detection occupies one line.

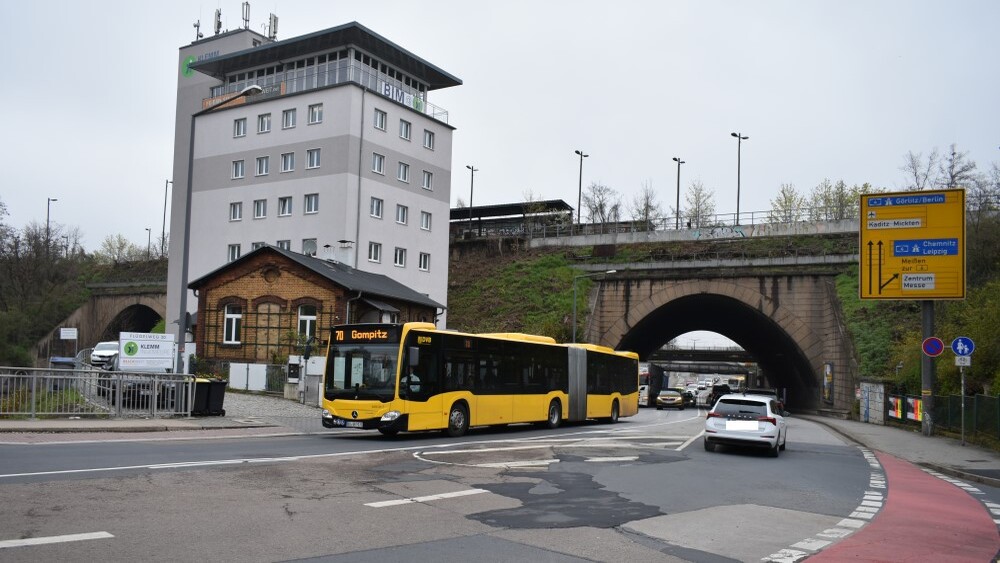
left=324, top=343, right=399, bottom=401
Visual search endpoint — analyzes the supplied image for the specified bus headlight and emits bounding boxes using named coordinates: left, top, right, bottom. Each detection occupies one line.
left=321, top=409, right=331, bottom=418
left=380, top=411, right=401, bottom=422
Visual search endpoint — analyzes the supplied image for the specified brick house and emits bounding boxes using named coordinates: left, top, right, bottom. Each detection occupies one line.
left=188, top=245, right=443, bottom=366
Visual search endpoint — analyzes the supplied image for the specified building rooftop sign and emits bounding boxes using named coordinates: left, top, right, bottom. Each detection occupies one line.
left=859, top=188, right=965, bottom=300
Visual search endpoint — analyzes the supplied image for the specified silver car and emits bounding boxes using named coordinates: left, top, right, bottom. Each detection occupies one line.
left=704, top=393, right=787, bottom=457
left=90, top=341, right=119, bottom=367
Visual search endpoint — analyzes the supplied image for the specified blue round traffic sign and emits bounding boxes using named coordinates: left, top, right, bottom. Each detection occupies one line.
left=952, top=337, right=975, bottom=356
left=922, top=337, right=944, bottom=357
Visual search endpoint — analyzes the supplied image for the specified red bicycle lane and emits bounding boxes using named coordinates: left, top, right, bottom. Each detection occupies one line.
left=810, top=451, right=1000, bottom=561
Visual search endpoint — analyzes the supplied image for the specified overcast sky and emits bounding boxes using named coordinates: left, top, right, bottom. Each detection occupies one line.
left=3, top=1, right=997, bottom=343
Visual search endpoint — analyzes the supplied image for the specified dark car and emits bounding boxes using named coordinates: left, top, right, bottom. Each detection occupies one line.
left=745, top=388, right=786, bottom=414
left=670, top=387, right=696, bottom=407
left=708, top=384, right=732, bottom=407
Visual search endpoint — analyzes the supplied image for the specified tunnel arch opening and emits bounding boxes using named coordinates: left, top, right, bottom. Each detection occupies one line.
left=98, top=304, right=163, bottom=341
left=617, top=292, right=819, bottom=411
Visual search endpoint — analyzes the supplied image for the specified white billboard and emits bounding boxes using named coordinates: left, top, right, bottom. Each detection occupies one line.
left=118, top=332, right=176, bottom=371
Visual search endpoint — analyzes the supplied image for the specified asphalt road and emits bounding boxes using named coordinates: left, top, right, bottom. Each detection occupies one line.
left=0, top=407, right=996, bottom=562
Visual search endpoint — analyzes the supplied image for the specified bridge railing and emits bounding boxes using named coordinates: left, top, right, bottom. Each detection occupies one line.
left=0, top=366, right=194, bottom=419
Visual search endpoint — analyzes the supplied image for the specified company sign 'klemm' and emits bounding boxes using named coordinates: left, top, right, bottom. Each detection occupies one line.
left=118, top=332, right=176, bottom=370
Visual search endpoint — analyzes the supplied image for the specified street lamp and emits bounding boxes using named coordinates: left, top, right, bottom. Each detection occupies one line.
left=46, top=197, right=58, bottom=258
left=672, top=157, right=685, bottom=229
left=731, top=132, right=749, bottom=225
left=574, top=150, right=589, bottom=224
left=162, top=179, right=172, bottom=257
left=465, top=165, right=478, bottom=236
left=177, top=84, right=262, bottom=373
left=572, top=269, right=616, bottom=343
left=145, top=228, right=152, bottom=260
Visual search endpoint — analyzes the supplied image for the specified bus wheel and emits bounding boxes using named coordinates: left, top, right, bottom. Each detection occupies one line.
left=445, top=403, right=469, bottom=437
left=605, top=400, right=620, bottom=424
left=545, top=400, right=562, bottom=429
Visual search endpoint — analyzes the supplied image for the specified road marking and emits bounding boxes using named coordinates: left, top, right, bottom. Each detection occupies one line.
left=0, top=532, right=113, bottom=549
left=584, top=456, right=638, bottom=462
left=365, top=488, right=487, bottom=508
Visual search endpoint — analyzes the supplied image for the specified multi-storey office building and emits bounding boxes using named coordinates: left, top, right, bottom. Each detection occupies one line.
left=167, top=20, right=461, bottom=363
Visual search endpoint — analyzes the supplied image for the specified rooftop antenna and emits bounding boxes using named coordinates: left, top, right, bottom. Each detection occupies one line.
left=214, top=8, right=222, bottom=35
left=193, top=19, right=203, bottom=40
left=242, top=1, right=250, bottom=30
left=268, top=13, right=278, bottom=40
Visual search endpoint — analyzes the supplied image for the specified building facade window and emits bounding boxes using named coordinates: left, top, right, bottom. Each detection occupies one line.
left=422, top=170, right=433, bottom=190
left=372, top=152, right=385, bottom=174
left=420, top=211, right=432, bottom=231
left=256, top=156, right=270, bottom=176
left=298, top=305, right=317, bottom=338
left=305, top=193, right=319, bottom=214
left=257, top=113, right=271, bottom=133
left=399, top=119, right=411, bottom=140
left=397, top=162, right=410, bottom=183
left=251, top=241, right=266, bottom=250
left=277, top=240, right=291, bottom=250
left=227, top=243, right=241, bottom=262
left=232, top=160, right=245, bottom=179
left=308, top=103, right=323, bottom=124
left=254, top=199, right=266, bottom=218
left=302, top=238, right=317, bottom=256
left=234, top=118, right=246, bottom=137
left=368, top=241, right=382, bottom=263
left=423, top=129, right=435, bottom=149
left=370, top=197, right=383, bottom=218
left=229, top=202, right=242, bottom=221
left=281, top=152, right=295, bottom=172
left=394, top=247, right=406, bottom=267
left=224, top=304, right=242, bottom=344
left=282, top=108, right=297, bottom=129
left=396, top=204, right=408, bottom=225
left=374, top=108, right=386, bottom=130
left=418, top=252, right=430, bottom=271
left=278, top=196, right=292, bottom=216
left=307, top=148, right=321, bottom=169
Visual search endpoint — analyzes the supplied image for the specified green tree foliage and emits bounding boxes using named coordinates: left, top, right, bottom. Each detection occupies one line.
left=768, top=183, right=806, bottom=223
left=683, top=180, right=716, bottom=227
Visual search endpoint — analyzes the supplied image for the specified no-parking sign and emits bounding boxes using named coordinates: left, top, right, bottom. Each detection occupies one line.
left=922, top=337, right=944, bottom=358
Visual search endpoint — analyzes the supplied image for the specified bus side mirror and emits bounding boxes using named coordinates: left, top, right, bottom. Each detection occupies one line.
left=408, top=347, right=419, bottom=366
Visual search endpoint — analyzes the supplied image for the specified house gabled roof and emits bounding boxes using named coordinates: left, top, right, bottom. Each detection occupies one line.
left=188, top=245, right=445, bottom=310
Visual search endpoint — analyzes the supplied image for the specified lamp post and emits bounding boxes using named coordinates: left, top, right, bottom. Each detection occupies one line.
left=465, top=165, right=478, bottom=235
left=46, top=197, right=57, bottom=258
left=177, top=84, right=262, bottom=373
left=162, top=179, right=172, bottom=258
left=574, top=150, right=589, bottom=224
left=672, top=157, right=685, bottom=229
left=572, top=269, right=616, bottom=343
left=145, top=228, right=152, bottom=260
left=731, top=132, right=748, bottom=225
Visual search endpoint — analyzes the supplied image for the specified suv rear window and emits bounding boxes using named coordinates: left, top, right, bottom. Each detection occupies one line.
left=714, top=399, right=767, bottom=416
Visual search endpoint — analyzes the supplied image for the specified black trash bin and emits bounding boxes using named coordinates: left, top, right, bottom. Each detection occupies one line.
left=192, top=379, right=227, bottom=416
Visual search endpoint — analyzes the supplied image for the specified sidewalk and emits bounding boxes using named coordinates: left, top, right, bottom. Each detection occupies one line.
left=801, top=415, right=1000, bottom=488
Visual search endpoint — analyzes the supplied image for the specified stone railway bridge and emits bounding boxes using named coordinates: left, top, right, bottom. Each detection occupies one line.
left=40, top=220, right=861, bottom=413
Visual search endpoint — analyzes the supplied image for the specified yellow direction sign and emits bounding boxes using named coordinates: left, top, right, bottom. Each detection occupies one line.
left=859, top=188, right=965, bottom=300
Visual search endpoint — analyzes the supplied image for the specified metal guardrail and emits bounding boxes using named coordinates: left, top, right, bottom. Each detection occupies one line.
left=0, top=367, right=194, bottom=419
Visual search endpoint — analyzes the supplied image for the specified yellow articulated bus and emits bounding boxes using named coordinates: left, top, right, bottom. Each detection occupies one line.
left=320, top=322, right=639, bottom=437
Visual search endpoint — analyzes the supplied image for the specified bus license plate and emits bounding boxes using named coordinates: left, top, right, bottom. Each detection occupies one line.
left=345, top=421, right=363, bottom=428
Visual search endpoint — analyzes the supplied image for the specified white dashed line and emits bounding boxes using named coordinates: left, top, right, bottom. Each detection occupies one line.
left=762, top=448, right=884, bottom=562
left=364, top=488, right=488, bottom=508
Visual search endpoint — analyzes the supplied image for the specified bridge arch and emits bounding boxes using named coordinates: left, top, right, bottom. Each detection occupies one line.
left=598, top=278, right=833, bottom=411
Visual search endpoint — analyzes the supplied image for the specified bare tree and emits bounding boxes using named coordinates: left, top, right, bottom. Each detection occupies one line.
left=628, top=180, right=662, bottom=230
left=807, top=179, right=858, bottom=221
left=95, top=234, right=144, bottom=264
left=768, top=183, right=806, bottom=223
left=683, top=180, right=716, bottom=228
left=938, top=143, right=977, bottom=189
left=900, top=149, right=939, bottom=191
left=582, top=182, right=622, bottom=224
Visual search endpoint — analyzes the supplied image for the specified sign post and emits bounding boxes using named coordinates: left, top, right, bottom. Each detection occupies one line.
left=952, top=337, right=975, bottom=446
left=860, top=189, right=966, bottom=437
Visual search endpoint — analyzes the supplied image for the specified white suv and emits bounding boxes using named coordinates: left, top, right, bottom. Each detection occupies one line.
left=704, top=393, right=787, bottom=457
left=90, top=341, right=119, bottom=367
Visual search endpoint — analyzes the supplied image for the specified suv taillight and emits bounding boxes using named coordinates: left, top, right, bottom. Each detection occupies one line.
left=706, top=412, right=723, bottom=419
left=759, top=416, right=777, bottom=426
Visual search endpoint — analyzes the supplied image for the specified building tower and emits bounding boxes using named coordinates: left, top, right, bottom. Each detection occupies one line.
left=167, top=18, right=461, bottom=366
